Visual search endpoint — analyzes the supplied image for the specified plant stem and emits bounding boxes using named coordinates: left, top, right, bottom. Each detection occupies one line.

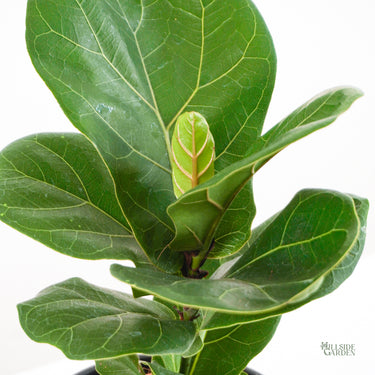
left=190, top=240, right=215, bottom=274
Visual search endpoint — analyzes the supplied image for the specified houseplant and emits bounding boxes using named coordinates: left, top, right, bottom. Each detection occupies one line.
left=0, top=0, right=369, bottom=374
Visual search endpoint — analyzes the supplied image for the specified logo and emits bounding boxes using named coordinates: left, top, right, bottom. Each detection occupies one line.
left=320, top=342, right=355, bottom=356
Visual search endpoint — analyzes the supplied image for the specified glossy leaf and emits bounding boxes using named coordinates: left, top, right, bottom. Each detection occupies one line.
left=188, top=317, right=280, bottom=375
left=96, top=355, right=140, bottom=375
left=171, top=112, right=215, bottom=198
left=209, top=182, right=255, bottom=258
left=26, top=0, right=179, bottom=271
left=248, top=86, right=364, bottom=171
left=26, top=0, right=275, bottom=270
left=0, top=133, right=150, bottom=265
left=209, top=209, right=278, bottom=268
left=167, top=87, right=362, bottom=257
left=308, top=195, right=369, bottom=299
left=112, top=190, right=367, bottom=322
left=17, top=278, right=196, bottom=359
left=203, top=193, right=369, bottom=330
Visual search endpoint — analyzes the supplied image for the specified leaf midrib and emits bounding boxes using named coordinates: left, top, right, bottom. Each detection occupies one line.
left=114, top=0, right=174, bottom=165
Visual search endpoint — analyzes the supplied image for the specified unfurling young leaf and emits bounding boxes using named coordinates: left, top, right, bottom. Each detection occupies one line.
left=172, top=112, right=215, bottom=198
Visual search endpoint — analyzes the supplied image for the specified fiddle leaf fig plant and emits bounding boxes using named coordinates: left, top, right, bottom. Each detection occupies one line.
left=1, top=1, right=368, bottom=374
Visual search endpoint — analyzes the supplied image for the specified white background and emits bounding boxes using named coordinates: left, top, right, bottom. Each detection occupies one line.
left=1, top=0, right=374, bottom=374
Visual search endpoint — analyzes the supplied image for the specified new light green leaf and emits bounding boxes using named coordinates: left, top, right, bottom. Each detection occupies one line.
left=112, top=190, right=367, bottom=323
left=167, top=87, right=362, bottom=257
left=26, top=0, right=275, bottom=271
left=18, top=278, right=196, bottom=360
left=172, top=112, right=215, bottom=198
left=0, top=133, right=149, bottom=265
left=96, top=355, right=140, bottom=375
left=188, top=317, right=280, bottom=375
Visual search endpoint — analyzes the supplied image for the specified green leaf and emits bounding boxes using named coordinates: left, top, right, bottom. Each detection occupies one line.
left=188, top=317, right=280, bottom=375
left=181, top=334, right=204, bottom=358
left=96, top=355, right=140, bottom=375
left=153, top=355, right=182, bottom=374
left=210, top=209, right=278, bottom=266
left=167, top=87, right=362, bottom=258
left=171, top=112, right=215, bottom=198
left=111, top=189, right=367, bottom=323
left=26, top=0, right=275, bottom=271
left=148, top=362, right=182, bottom=375
left=203, top=192, right=369, bottom=330
left=17, top=278, right=197, bottom=359
left=96, top=355, right=184, bottom=375
left=209, top=182, right=255, bottom=258
left=248, top=86, right=364, bottom=171
left=0, top=133, right=149, bottom=265
left=308, top=195, right=369, bottom=299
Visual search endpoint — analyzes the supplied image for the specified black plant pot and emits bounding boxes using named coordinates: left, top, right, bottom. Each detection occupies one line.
left=75, top=362, right=262, bottom=375
left=75, top=355, right=263, bottom=375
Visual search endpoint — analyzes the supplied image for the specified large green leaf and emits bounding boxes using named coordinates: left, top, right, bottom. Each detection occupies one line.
left=0, top=133, right=150, bottom=265
left=167, top=87, right=362, bottom=259
left=26, top=0, right=275, bottom=270
left=27, top=0, right=177, bottom=270
left=203, top=193, right=369, bottom=330
left=187, top=317, right=280, bottom=375
left=96, top=355, right=140, bottom=375
left=111, top=190, right=367, bottom=324
left=18, top=278, right=197, bottom=359
left=249, top=86, right=364, bottom=171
